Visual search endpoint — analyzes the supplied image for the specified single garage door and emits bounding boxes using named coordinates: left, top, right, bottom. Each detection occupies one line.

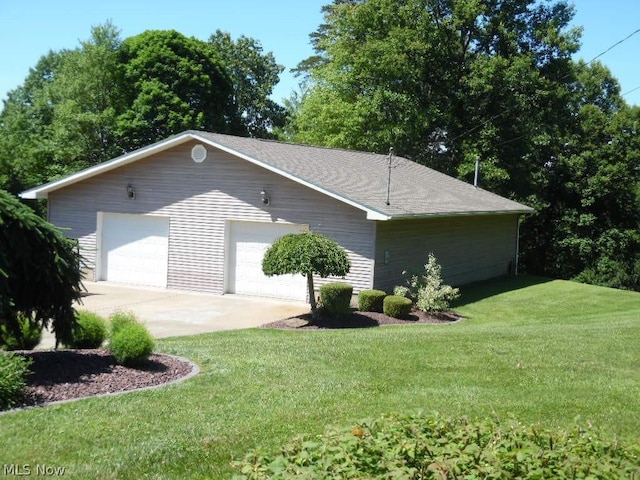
left=228, top=221, right=307, bottom=301
left=99, top=213, right=170, bottom=288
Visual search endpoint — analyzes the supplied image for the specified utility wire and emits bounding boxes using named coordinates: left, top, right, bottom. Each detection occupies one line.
left=622, top=85, right=640, bottom=97
left=585, top=28, right=640, bottom=66
left=447, top=27, right=640, bottom=145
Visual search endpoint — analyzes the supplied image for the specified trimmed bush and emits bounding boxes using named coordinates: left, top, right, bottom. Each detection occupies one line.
left=109, top=310, right=138, bottom=337
left=320, top=282, right=353, bottom=319
left=0, top=313, right=42, bottom=351
left=357, top=289, right=386, bottom=312
left=64, top=310, right=108, bottom=349
left=383, top=295, right=412, bottom=319
left=109, top=322, right=154, bottom=366
left=232, top=414, right=640, bottom=479
left=0, top=353, right=32, bottom=410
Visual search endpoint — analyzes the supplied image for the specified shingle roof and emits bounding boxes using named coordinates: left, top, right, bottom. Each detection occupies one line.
left=20, top=130, right=533, bottom=219
left=191, top=131, right=533, bottom=219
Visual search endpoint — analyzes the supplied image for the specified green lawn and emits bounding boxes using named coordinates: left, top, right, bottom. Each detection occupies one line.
left=1, top=276, right=638, bottom=479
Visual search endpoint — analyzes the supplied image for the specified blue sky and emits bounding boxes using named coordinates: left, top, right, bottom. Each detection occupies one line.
left=0, top=0, right=638, bottom=106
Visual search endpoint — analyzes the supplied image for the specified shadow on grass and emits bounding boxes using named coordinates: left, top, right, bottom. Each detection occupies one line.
left=451, top=274, right=554, bottom=308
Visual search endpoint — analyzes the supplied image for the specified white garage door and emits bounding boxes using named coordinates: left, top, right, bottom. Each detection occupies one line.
left=228, top=221, right=307, bottom=301
left=100, top=213, right=169, bottom=288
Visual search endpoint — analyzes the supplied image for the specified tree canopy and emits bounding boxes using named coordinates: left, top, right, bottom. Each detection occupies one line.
left=286, top=0, right=640, bottom=291
left=0, top=23, right=285, bottom=195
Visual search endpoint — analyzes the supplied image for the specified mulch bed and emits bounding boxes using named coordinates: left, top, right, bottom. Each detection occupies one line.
left=10, top=349, right=194, bottom=409
left=261, top=309, right=462, bottom=329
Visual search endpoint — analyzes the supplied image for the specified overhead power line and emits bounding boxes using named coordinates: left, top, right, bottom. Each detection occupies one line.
left=448, top=27, right=640, bottom=146
left=586, top=28, right=640, bottom=66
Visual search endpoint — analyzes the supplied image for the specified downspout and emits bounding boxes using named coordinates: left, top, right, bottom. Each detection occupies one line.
left=515, top=215, right=521, bottom=276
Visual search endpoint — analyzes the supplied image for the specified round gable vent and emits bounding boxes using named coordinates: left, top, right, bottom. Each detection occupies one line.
left=191, top=144, right=208, bottom=163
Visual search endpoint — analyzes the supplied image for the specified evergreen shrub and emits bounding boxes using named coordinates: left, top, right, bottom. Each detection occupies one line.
left=109, top=322, right=154, bottom=366
left=320, top=282, right=353, bottom=319
left=383, top=295, right=412, bottom=319
left=357, top=290, right=386, bottom=312
left=64, top=310, right=107, bottom=349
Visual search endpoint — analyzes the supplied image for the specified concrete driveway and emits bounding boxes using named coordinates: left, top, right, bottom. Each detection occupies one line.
left=39, top=282, right=309, bottom=349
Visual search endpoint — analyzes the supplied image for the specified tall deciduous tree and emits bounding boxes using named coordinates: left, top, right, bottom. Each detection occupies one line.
left=209, top=30, right=286, bottom=138
left=52, top=22, right=126, bottom=168
left=0, top=24, right=286, bottom=193
left=116, top=29, right=237, bottom=150
left=287, top=0, right=640, bottom=290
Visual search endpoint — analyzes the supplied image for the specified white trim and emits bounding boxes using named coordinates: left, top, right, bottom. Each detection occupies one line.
left=17, top=131, right=531, bottom=220
left=515, top=215, right=521, bottom=276
left=19, top=134, right=196, bottom=199
left=195, top=136, right=389, bottom=221
left=95, top=212, right=105, bottom=282
left=19, top=132, right=390, bottom=220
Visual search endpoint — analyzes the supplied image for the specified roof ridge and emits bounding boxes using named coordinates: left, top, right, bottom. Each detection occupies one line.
left=189, top=130, right=391, bottom=159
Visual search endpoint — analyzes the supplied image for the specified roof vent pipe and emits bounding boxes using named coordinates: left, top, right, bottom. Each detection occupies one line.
left=473, top=157, right=480, bottom=188
left=386, top=147, right=395, bottom=206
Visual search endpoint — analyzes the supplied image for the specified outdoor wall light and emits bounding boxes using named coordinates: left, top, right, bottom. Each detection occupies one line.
left=126, top=184, right=136, bottom=200
left=261, top=189, right=270, bottom=205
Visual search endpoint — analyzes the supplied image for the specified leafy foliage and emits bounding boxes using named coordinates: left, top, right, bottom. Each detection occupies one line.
left=0, top=190, right=83, bottom=346
left=0, top=24, right=285, bottom=194
left=319, top=282, right=353, bottom=320
left=382, top=295, right=412, bottom=319
left=116, top=29, right=237, bottom=150
left=232, top=413, right=640, bottom=479
left=0, top=353, right=32, bottom=410
left=521, top=105, right=640, bottom=289
left=357, top=289, right=386, bottom=313
left=109, top=321, right=154, bottom=366
left=0, top=313, right=42, bottom=351
left=109, top=310, right=139, bottom=337
left=64, top=310, right=108, bottom=349
left=209, top=30, right=286, bottom=138
left=394, top=253, right=460, bottom=313
left=262, top=231, right=350, bottom=315
left=287, top=0, right=640, bottom=291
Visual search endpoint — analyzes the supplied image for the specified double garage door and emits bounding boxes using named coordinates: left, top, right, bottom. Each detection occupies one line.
left=99, top=214, right=306, bottom=300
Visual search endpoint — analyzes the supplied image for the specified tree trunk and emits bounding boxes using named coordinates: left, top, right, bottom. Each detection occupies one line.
left=307, top=273, right=317, bottom=318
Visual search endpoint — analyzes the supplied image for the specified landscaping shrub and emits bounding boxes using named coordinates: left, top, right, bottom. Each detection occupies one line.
left=394, top=253, right=460, bottom=313
left=319, top=282, right=353, bottom=319
left=0, top=353, right=32, bottom=410
left=232, top=413, right=640, bottom=479
left=0, top=313, right=42, bottom=351
left=64, top=310, right=108, bottom=349
left=109, top=310, right=138, bottom=337
left=357, top=289, right=386, bottom=312
left=109, top=322, right=154, bottom=366
left=383, top=295, right=412, bottom=319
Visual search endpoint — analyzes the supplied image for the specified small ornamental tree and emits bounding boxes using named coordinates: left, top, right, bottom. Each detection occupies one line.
left=262, top=231, right=350, bottom=317
left=0, top=190, right=84, bottom=347
left=394, top=253, right=460, bottom=313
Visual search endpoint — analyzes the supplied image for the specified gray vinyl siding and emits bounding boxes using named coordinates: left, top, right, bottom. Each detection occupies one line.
left=373, top=215, right=519, bottom=292
left=48, top=141, right=375, bottom=295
